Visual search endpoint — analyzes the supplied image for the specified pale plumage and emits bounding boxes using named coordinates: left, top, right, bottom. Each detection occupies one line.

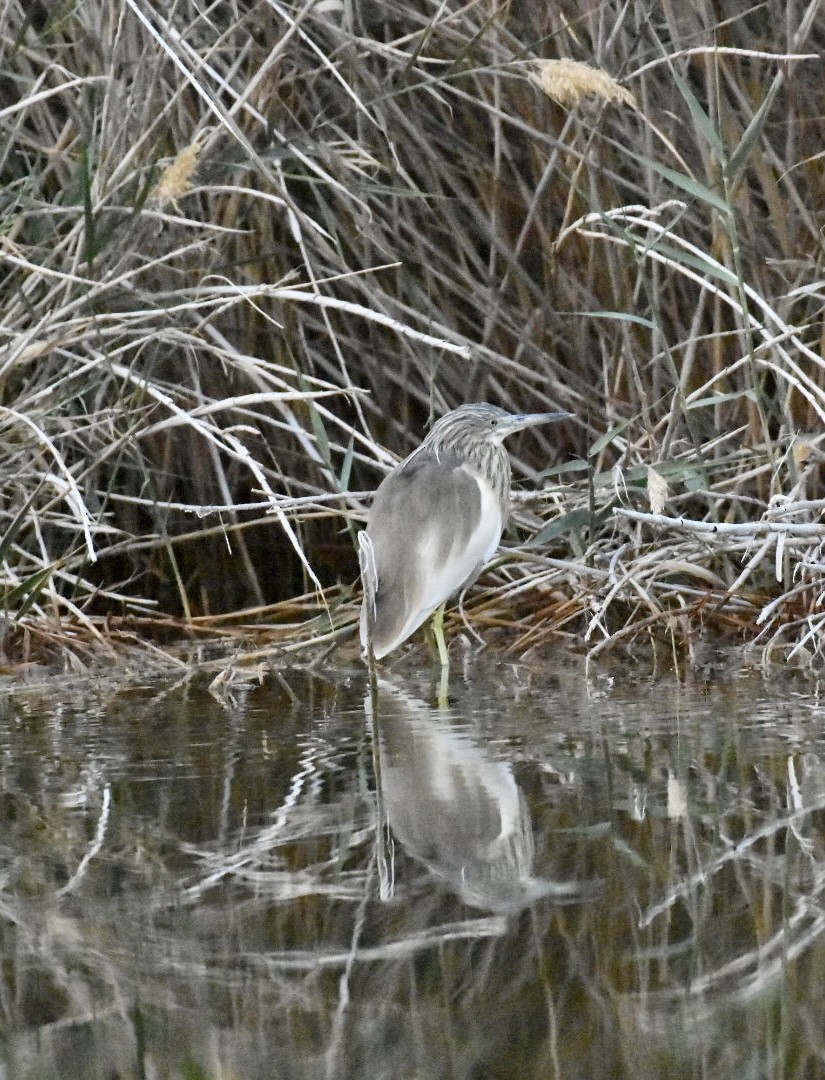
left=359, top=403, right=570, bottom=661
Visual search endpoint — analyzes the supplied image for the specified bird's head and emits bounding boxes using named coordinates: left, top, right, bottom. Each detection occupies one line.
left=427, top=402, right=571, bottom=453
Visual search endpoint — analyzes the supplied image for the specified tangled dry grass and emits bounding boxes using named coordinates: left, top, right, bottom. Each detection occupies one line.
left=2, top=1, right=825, bottom=672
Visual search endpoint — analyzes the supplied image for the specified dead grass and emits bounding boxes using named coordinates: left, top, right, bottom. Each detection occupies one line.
left=1, top=1, right=825, bottom=671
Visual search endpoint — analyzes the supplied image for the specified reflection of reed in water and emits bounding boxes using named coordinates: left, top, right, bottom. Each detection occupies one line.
left=370, top=682, right=584, bottom=914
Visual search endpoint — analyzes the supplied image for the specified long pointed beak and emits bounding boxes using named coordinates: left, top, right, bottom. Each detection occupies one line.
left=499, top=411, right=573, bottom=437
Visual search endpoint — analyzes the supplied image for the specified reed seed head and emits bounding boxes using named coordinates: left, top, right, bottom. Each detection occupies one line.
left=529, top=58, right=635, bottom=110
left=152, top=139, right=202, bottom=208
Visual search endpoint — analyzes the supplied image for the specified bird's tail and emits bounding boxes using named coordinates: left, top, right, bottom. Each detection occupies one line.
left=357, top=530, right=378, bottom=657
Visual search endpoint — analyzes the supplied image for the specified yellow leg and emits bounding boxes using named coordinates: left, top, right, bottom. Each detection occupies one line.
left=424, top=603, right=450, bottom=706
left=431, top=601, right=449, bottom=670
left=430, top=603, right=450, bottom=708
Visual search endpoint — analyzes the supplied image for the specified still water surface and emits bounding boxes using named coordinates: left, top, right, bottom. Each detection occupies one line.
left=1, top=651, right=824, bottom=1078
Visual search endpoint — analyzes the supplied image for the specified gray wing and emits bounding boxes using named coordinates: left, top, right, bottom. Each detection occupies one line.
left=362, top=448, right=496, bottom=656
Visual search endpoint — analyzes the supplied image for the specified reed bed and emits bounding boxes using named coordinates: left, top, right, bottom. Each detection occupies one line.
left=2, top=1, right=824, bottom=671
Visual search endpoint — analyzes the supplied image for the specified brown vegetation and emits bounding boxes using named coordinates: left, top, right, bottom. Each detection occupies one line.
left=2, top=1, right=825, bottom=670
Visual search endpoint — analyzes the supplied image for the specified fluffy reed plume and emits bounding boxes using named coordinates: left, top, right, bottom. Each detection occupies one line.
left=791, top=435, right=825, bottom=470
left=647, top=467, right=668, bottom=515
left=152, top=139, right=202, bottom=208
left=529, top=58, right=635, bottom=109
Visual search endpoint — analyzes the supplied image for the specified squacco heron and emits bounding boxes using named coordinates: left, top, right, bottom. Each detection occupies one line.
left=359, top=403, right=570, bottom=665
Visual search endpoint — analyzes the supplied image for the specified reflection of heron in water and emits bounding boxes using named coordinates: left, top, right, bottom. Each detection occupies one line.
left=368, top=680, right=585, bottom=915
